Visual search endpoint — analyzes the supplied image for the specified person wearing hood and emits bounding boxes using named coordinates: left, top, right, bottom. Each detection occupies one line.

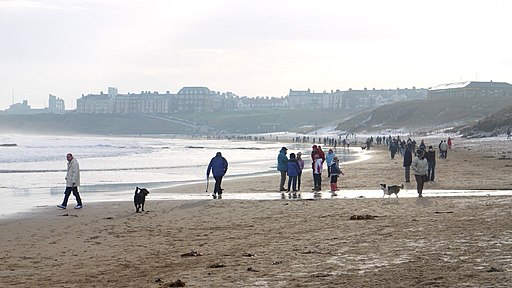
left=207, top=152, right=228, bottom=199
left=411, top=149, right=428, bottom=197
left=277, top=147, right=288, bottom=191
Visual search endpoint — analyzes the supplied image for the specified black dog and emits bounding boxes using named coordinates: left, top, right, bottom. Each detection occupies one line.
left=134, top=187, right=149, bottom=212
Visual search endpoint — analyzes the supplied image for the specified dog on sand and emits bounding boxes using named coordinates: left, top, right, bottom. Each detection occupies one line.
left=380, top=183, right=403, bottom=198
left=134, top=187, right=149, bottom=212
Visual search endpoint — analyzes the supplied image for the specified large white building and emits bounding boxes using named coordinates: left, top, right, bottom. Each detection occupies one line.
left=428, top=81, right=512, bottom=100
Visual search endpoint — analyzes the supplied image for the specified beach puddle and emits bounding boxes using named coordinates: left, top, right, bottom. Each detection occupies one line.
left=2, top=188, right=512, bottom=219
left=149, top=189, right=512, bottom=201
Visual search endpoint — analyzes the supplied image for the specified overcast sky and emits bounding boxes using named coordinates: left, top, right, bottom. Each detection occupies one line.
left=1, top=0, right=511, bottom=109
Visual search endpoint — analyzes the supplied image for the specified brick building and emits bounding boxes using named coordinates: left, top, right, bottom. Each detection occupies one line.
left=76, top=87, right=222, bottom=114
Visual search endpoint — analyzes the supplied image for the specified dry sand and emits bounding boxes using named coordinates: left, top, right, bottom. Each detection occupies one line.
left=1, top=137, right=511, bottom=287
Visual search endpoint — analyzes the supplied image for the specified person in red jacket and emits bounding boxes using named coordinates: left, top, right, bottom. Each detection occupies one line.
left=317, top=146, right=326, bottom=163
left=311, top=145, right=319, bottom=161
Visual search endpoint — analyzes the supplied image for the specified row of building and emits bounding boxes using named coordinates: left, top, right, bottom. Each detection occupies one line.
left=74, top=86, right=428, bottom=114
left=73, top=81, right=512, bottom=114
left=4, top=81, right=512, bottom=114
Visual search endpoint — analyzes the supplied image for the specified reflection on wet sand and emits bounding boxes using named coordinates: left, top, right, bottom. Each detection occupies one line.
left=149, top=189, right=512, bottom=201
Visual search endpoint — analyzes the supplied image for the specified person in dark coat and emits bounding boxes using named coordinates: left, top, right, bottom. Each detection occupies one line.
left=419, top=140, right=426, bottom=151
left=277, top=147, right=288, bottom=191
left=425, top=145, right=436, bottom=181
left=296, top=152, right=305, bottom=191
left=390, top=140, right=398, bottom=159
left=286, top=153, right=301, bottom=192
left=207, top=152, right=228, bottom=199
left=403, top=146, right=412, bottom=182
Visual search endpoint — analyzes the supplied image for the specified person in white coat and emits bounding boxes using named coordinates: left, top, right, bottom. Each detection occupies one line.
left=57, top=153, right=83, bottom=209
left=411, top=149, right=428, bottom=197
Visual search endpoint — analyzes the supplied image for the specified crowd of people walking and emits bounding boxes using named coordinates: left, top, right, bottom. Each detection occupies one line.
left=276, top=135, right=454, bottom=198
left=275, top=143, right=346, bottom=197
left=200, top=134, right=454, bottom=200
left=387, top=136, right=452, bottom=197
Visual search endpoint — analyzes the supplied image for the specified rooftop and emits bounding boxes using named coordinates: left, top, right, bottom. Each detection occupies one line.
left=177, top=87, right=213, bottom=95
left=430, top=81, right=512, bottom=91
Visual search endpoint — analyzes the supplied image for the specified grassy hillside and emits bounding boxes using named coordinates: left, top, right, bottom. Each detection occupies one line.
left=5, top=99, right=507, bottom=137
left=336, top=96, right=512, bottom=133
left=456, top=105, right=512, bottom=137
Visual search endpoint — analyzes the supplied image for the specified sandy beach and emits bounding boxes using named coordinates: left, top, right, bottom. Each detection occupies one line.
left=1, top=136, right=511, bottom=287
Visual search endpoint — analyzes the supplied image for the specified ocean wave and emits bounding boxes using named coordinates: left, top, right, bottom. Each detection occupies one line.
left=186, top=146, right=264, bottom=150
left=0, top=164, right=210, bottom=174
left=0, top=169, right=65, bottom=174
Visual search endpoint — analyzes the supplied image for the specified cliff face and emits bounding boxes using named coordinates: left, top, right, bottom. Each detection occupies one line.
left=335, top=97, right=512, bottom=134
left=458, top=105, right=512, bottom=138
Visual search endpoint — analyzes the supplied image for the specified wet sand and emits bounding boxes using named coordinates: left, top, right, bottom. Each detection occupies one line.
left=1, top=136, right=511, bottom=287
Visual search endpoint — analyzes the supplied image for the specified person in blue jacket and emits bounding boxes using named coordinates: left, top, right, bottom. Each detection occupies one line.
left=277, top=147, right=288, bottom=191
left=287, top=153, right=301, bottom=192
left=207, top=152, right=228, bottom=199
left=325, top=149, right=335, bottom=178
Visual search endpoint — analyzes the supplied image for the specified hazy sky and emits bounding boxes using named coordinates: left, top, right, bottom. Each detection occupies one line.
left=1, top=0, right=511, bottom=109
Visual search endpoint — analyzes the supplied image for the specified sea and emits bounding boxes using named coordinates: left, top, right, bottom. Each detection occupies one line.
left=0, top=134, right=362, bottom=218
left=1, top=134, right=510, bottom=219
